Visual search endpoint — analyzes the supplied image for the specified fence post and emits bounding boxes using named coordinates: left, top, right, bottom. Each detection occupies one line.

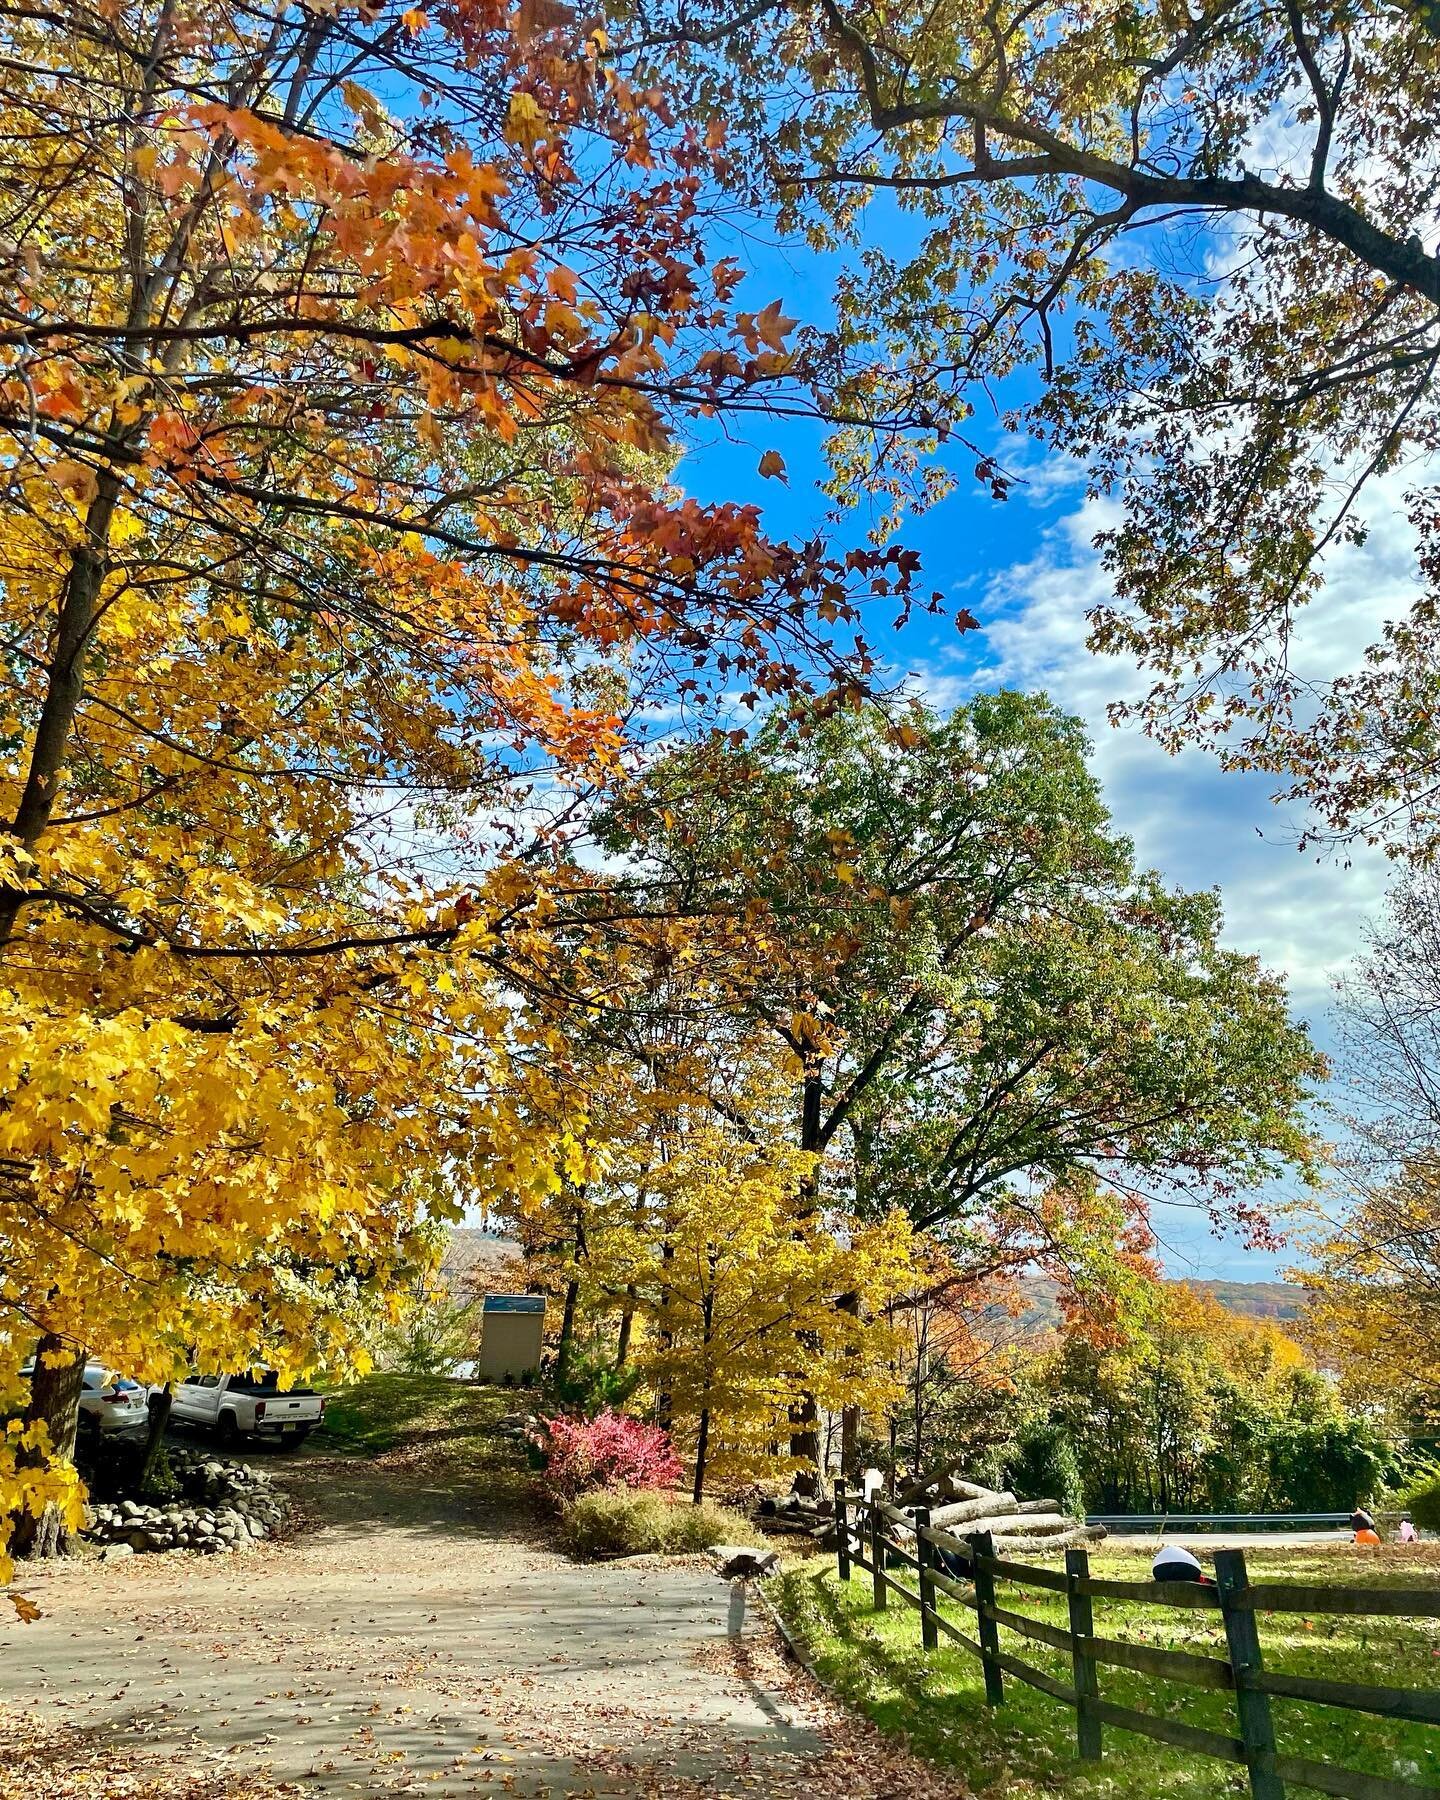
left=871, top=1501, right=886, bottom=1611
left=1215, top=1549, right=1285, bottom=1800
left=971, top=1531, right=1005, bottom=1706
left=835, top=1480, right=851, bottom=1582
left=1065, top=1546, right=1102, bottom=1762
left=915, top=1507, right=938, bottom=1652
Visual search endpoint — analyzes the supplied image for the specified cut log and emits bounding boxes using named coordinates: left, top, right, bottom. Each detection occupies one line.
left=872, top=1498, right=917, bottom=1527
left=991, top=1523, right=1107, bottom=1556
left=929, top=1493, right=1019, bottom=1530
left=977, top=1511, right=1071, bottom=1536
left=932, top=1509, right=1031, bottom=1539
left=899, top=1470, right=1010, bottom=1507
left=1014, top=1498, right=1061, bottom=1515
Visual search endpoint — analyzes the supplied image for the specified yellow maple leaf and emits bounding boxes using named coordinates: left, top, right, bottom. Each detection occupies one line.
left=504, top=91, right=546, bottom=149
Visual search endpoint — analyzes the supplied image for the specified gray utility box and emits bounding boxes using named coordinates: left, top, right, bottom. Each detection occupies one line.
left=479, top=1294, right=545, bottom=1381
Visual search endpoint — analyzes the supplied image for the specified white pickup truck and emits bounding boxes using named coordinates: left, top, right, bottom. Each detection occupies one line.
left=171, top=1371, right=325, bottom=1450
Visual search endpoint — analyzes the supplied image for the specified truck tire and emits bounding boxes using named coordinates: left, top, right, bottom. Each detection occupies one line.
left=216, top=1411, right=239, bottom=1448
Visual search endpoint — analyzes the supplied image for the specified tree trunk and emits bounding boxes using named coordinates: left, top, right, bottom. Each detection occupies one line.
left=556, top=1274, right=580, bottom=1381
left=615, top=1287, right=635, bottom=1368
left=839, top=1288, right=862, bottom=1479
left=13, top=1334, right=86, bottom=1559
left=555, top=1204, right=587, bottom=1383
left=656, top=1231, right=674, bottom=1430
left=789, top=1391, right=824, bottom=1498
left=693, top=1267, right=718, bottom=1504
left=693, top=1407, right=710, bottom=1504
left=616, top=1176, right=650, bottom=1369
left=139, top=1383, right=173, bottom=1494
left=0, top=475, right=121, bottom=942
left=789, top=1064, right=825, bottom=1493
left=3, top=494, right=116, bottom=1554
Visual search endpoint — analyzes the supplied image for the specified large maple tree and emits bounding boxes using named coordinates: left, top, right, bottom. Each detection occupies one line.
left=0, top=0, right=917, bottom=1565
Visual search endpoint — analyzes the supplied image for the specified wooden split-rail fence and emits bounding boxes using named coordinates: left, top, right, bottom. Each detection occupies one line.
left=835, top=1483, right=1440, bottom=1800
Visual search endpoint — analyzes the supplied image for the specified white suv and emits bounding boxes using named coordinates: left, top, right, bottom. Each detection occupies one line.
left=19, top=1361, right=149, bottom=1440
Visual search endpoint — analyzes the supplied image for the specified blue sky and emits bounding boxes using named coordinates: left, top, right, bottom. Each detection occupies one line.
left=670, top=257, right=1413, bottom=1283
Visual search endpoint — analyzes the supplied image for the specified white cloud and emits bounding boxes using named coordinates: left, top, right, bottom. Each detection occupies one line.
left=911, top=479, right=1409, bottom=1020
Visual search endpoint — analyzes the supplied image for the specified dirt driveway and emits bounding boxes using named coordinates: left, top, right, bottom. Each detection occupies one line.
left=1, top=1450, right=964, bottom=1798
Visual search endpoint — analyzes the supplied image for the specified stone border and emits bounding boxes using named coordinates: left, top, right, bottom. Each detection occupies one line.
left=86, top=1447, right=288, bottom=1557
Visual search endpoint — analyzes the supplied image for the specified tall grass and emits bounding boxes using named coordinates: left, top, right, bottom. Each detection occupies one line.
left=558, top=1487, right=762, bottom=1559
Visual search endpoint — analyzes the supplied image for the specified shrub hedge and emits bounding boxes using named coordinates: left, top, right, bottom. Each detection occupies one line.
left=557, top=1486, right=761, bottom=1559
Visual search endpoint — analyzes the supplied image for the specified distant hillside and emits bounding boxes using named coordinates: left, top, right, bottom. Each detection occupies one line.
left=440, top=1227, right=523, bottom=1291
left=1013, top=1272, right=1308, bottom=1331
left=441, top=1232, right=1309, bottom=1325
left=1181, top=1279, right=1308, bottom=1323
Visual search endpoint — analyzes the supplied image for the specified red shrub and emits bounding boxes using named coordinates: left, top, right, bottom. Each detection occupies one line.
left=537, top=1409, right=682, bottom=1499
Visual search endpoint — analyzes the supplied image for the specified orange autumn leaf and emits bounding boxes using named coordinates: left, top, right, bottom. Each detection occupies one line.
left=0, top=0, right=930, bottom=1570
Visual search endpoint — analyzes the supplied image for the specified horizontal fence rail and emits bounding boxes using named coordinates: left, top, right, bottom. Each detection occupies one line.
left=832, top=1482, right=1439, bottom=1800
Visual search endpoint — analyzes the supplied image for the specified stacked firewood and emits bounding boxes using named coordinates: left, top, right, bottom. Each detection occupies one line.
left=756, top=1493, right=836, bottom=1541
left=892, top=1470, right=1106, bottom=1555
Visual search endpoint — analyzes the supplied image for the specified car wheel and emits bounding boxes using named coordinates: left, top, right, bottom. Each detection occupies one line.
left=216, top=1412, right=239, bottom=1448
left=283, top=1427, right=310, bottom=1451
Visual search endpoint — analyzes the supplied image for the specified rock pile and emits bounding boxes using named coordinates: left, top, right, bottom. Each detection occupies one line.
left=85, top=1449, right=288, bottom=1557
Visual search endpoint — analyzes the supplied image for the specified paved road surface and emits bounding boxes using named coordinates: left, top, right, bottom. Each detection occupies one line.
left=0, top=1453, right=964, bottom=1798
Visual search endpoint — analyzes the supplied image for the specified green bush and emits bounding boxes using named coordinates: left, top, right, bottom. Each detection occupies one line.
left=1264, top=1416, right=1401, bottom=1512
left=545, top=1346, right=642, bottom=1418
left=1401, top=1467, right=1440, bottom=1531
left=557, top=1486, right=761, bottom=1560
left=1007, top=1419, right=1084, bottom=1518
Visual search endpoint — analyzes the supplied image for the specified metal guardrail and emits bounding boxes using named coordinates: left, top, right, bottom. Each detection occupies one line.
left=1087, top=1512, right=1411, bottom=1534
left=835, top=1483, right=1439, bottom=1800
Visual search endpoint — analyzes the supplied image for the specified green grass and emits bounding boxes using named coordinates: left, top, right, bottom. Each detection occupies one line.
left=318, top=1372, right=509, bottom=1455
left=772, top=1544, right=1440, bottom=1800
left=318, top=1373, right=540, bottom=1510
left=558, top=1487, right=763, bottom=1560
